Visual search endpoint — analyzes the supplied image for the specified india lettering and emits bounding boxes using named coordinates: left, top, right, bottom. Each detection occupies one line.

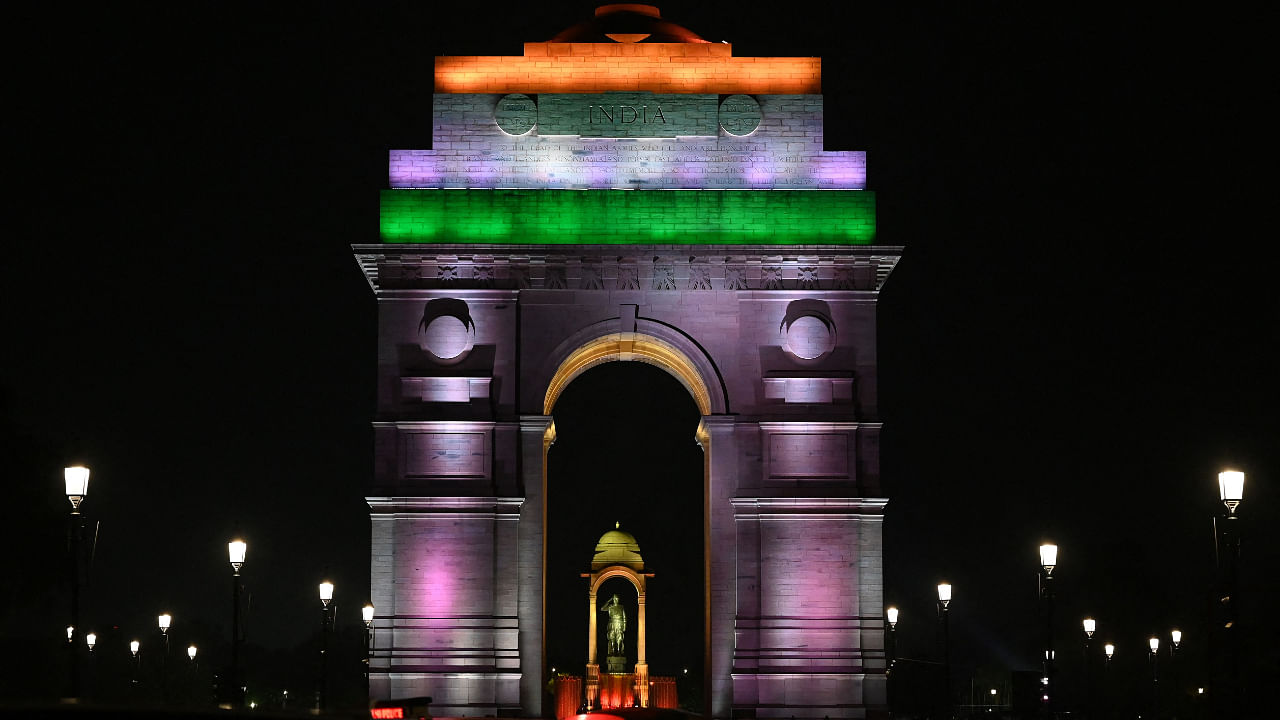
left=588, top=105, right=667, bottom=124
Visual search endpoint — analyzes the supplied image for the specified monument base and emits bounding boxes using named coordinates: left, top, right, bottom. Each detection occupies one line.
left=606, top=655, right=628, bottom=674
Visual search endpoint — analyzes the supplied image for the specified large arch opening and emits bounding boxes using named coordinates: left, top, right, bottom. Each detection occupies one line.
left=545, top=361, right=705, bottom=712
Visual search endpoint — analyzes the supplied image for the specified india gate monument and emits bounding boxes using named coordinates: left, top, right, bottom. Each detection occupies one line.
left=355, top=5, right=899, bottom=718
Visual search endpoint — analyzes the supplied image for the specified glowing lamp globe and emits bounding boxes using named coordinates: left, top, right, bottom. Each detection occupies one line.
left=188, top=645, right=198, bottom=660
left=64, top=466, right=90, bottom=511
left=130, top=640, right=141, bottom=656
left=319, top=581, right=335, bottom=607
left=937, top=582, right=952, bottom=607
left=86, top=632, right=97, bottom=651
left=158, top=613, right=172, bottom=633
left=363, top=603, right=375, bottom=626
left=66, top=626, right=74, bottom=641
left=1083, top=618, right=1096, bottom=638
left=1171, top=629, right=1182, bottom=646
left=1104, top=643, right=1115, bottom=658
left=1218, top=471, right=1244, bottom=512
left=228, top=539, right=247, bottom=573
left=1149, top=637, right=1159, bottom=653
left=1039, top=543, right=1058, bottom=574
left=886, top=606, right=899, bottom=628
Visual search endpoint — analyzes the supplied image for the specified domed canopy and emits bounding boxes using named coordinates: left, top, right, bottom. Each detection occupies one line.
left=592, top=523, right=645, bottom=570
left=549, top=4, right=711, bottom=44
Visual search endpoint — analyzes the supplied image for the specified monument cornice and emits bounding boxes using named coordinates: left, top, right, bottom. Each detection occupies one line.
left=354, top=243, right=901, bottom=294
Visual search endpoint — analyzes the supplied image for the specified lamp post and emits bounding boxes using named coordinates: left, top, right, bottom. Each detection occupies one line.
left=363, top=603, right=375, bottom=697
left=1215, top=469, right=1244, bottom=720
left=885, top=606, right=898, bottom=717
left=1082, top=618, right=1095, bottom=719
left=64, top=465, right=90, bottom=700
left=158, top=613, right=171, bottom=702
left=1038, top=543, right=1057, bottom=717
left=318, top=581, right=335, bottom=712
left=130, top=640, right=142, bottom=693
left=937, top=582, right=952, bottom=718
left=1149, top=636, right=1160, bottom=716
left=228, top=539, right=247, bottom=707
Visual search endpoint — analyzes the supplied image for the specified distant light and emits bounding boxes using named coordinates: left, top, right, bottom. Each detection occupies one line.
left=1083, top=617, right=1096, bottom=638
left=1039, top=543, right=1058, bottom=574
left=937, top=582, right=952, bottom=606
left=1198, top=688, right=1205, bottom=694
left=363, top=603, right=375, bottom=626
left=319, top=581, right=335, bottom=606
left=990, top=688, right=997, bottom=696
left=86, top=632, right=97, bottom=651
left=66, top=626, right=74, bottom=642
left=130, top=640, right=140, bottom=656
left=188, top=645, right=198, bottom=660
left=1149, top=637, right=1160, bottom=653
left=1105, top=643, right=1115, bottom=658
left=158, top=613, right=172, bottom=633
left=1171, top=629, right=1182, bottom=646
left=249, top=702, right=257, bottom=709
left=886, top=606, right=899, bottom=627
left=1218, top=470, right=1244, bottom=509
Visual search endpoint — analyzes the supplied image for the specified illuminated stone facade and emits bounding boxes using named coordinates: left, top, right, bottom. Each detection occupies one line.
left=355, top=5, right=899, bottom=718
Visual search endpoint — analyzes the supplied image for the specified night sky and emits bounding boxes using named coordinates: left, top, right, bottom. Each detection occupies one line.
left=5, top=1, right=1277, bottom=712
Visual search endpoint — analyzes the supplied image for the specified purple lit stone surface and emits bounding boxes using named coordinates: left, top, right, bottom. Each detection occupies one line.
left=388, top=95, right=867, bottom=190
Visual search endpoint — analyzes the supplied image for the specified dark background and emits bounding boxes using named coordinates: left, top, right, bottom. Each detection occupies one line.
left=5, top=0, right=1276, bottom=713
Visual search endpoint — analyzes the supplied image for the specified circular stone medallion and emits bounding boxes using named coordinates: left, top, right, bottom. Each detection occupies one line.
left=494, top=93, right=537, bottom=136
left=784, top=315, right=834, bottom=360
left=422, top=315, right=473, bottom=360
left=719, top=94, right=762, bottom=136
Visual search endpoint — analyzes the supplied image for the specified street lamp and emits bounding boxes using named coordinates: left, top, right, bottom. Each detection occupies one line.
left=188, top=645, right=197, bottom=661
left=1216, top=470, right=1244, bottom=719
left=228, top=538, right=247, bottom=708
left=1082, top=618, right=1096, bottom=719
left=1104, top=643, right=1114, bottom=665
left=1170, top=629, right=1181, bottom=653
left=63, top=465, right=90, bottom=700
left=937, top=582, right=952, bottom=717
left=130, top=640, right=141, bottom=690
left=363, top=603, right=375, bottom=694
left=318, top=580, right=336, bottom=711
left=157, top=613, right=172, bottom=702
left=1038, top=543, right=1058, bottom=714
left=86, top=633, right=96, bottom=652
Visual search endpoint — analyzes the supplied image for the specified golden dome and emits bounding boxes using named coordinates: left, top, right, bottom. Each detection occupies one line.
left=592, top=523, right=645, bottom=570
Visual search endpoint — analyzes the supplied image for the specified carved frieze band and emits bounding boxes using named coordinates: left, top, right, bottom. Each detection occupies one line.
left=354, top=246, right=901, bottom=293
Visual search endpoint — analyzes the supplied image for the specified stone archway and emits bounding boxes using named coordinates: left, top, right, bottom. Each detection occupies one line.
left=541, top=330, right=723, bottom=714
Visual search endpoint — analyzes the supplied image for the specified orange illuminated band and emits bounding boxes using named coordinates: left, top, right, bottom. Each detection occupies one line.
left=435, top=43, right=820, bottom=94
left=369, top=708, right=403, bottom=719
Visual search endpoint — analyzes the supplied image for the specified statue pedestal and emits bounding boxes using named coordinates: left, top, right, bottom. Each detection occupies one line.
left=606, top=655, right=627, bottom=674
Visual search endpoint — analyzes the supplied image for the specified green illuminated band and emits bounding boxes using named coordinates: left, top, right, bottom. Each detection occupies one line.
left=380, top=189, right=876, bottom=245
